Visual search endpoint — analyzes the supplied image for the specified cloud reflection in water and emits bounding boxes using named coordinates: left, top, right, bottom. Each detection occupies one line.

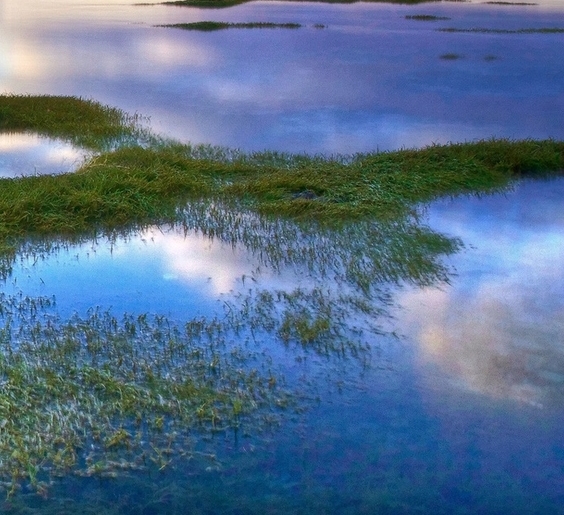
left=398, top=178, right=564, bottom=408
left=0, top=133, right=88, bottom=177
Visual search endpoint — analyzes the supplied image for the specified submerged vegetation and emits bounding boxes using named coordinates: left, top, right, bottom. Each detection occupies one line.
left=157, top=21, right=302, bottom=30
left=0, top=291, right=306, bottom=496
left=1, top=93, right=564, bottom=497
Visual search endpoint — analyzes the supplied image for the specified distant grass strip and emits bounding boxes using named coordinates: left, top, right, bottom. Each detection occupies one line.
left=158, top=21, right=302, bottom=31
left=484, top=2, right=537, bottom=5
left=438, top=27, right=564, bottom=34
left=406, top=15, right=451, bottom=20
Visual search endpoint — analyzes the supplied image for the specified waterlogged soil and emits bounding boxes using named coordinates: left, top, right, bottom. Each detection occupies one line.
left=1, top=178, right=563, bottom=513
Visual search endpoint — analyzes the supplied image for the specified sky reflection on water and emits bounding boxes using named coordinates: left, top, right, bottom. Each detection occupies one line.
left=5, top=225, right=290, bottom=319
left=1, top=1, right=564, bottom=510
left=0, top=132, right=88, bottom=177
left=1, top=0, right=564, bottom=153
left=398, top=178, right=564, bottom=409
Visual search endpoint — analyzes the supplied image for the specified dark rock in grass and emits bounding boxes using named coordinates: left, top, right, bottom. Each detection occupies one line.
left=292, top=190, right=318, bottom=200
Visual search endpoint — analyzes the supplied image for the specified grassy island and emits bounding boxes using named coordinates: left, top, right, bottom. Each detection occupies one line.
left=1, top=94, right=563, bottom=240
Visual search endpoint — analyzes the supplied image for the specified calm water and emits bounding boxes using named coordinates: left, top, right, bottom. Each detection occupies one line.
left=0, top=133, right=88, bottom=177
left=1, top=0, right=564, bottom=154
left=1, top=0, right=564, bottom=512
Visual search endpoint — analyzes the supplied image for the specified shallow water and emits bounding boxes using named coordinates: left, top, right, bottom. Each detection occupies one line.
left=2, top=177, right=564, bottom=513
left=0, top=133, right=88, bottom=177
left=1, top=0, right=564, bottom=153
left=1, top=0, right=564, bottom=512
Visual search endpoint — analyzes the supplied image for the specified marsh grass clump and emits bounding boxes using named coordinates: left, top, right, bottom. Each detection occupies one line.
left=158, top=21, right=302, bottom=31
left=0, top=95, right=147, bottom=151
left=440, top=53, right=464, bottom=59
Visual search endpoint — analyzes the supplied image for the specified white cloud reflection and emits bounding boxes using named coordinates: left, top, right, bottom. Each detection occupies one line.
left=397, top=179, right=564, bottom=408
left=146, top=228, right=259, bottom=296
left=0, top=133, right=87, bottom=177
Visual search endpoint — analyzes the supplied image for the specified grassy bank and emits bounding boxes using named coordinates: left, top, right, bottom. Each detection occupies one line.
left=0, top=95, right=144, bottom=150
left=0, top=94, right=562, bottom=240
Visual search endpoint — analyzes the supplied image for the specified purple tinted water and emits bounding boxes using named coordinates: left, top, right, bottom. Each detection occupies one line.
left=1, top=0, right=564, bottom=153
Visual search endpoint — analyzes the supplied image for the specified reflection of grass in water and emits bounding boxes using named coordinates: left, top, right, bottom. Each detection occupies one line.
left=440, top=52, right=464, bottom=59
left=158, top=21, right=302, bottom=31
left=0, top=203, right=460, bottom=495
left=438, top=27, right=564, bottom=33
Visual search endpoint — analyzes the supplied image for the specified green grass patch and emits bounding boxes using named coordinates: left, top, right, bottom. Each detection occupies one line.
left=1, top=95, right=564, bottom=242
left=157, top=21, right=302, bottom=30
